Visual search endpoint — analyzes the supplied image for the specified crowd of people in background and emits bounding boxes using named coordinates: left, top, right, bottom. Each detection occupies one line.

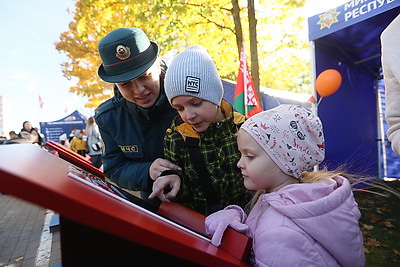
left=0, top=116, right=103, bottom=169
left=1, top=121, right=45, bottom=146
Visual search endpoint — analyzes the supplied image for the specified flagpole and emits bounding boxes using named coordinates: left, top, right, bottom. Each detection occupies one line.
left=38, top=94, right=44, bottom=131
left=243, top=44, right=248, bottom=117
left=245, top=100, right=248, bottom=117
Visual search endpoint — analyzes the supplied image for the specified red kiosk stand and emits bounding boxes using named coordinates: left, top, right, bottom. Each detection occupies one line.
left=0, top=144, right=251, bottom=266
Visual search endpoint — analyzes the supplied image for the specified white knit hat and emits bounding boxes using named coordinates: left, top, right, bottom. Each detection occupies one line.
left=164, top=45, right=224, bottom=106
left=240, top=105, right=325, bottom=179
left=59, top=133, right=67, bottom=141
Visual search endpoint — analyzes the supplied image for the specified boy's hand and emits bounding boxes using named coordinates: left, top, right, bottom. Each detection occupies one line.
left=148, top=175, right=181, bottom=202
left=149, top=158, right=181, bottom=181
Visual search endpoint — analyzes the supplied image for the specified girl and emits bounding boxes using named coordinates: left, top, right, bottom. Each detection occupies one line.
left=205, top=104, right=365, bottom=266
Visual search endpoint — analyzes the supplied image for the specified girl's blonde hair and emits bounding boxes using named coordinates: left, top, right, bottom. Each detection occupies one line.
left=249, top=166, right=367, bottom=209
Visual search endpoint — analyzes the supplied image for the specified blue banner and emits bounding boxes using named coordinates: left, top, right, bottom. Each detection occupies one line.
left=40, top=110, right=87, bottom=143
left=308, top=0, right=400, bottom=41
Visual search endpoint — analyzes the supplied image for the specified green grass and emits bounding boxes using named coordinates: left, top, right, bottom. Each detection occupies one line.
left=355, top=179, right=400, bottom=266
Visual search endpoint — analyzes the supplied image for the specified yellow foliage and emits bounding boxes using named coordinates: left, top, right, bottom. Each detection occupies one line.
left=55, top=0, right=309, bottom=107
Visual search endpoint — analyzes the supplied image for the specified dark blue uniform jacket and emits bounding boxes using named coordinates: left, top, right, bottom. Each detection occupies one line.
left=94, top=90, right=177, bottom=196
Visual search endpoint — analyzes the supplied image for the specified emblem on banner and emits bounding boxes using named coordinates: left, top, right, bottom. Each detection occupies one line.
left=317, top=9, right=340, bottom=29
left=115, top=45, right=131, bottom=60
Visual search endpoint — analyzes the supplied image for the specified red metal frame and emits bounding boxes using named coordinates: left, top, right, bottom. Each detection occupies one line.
left=46, top=141, right=105, bottom=179
left=0, top=145, right=251, bottom=266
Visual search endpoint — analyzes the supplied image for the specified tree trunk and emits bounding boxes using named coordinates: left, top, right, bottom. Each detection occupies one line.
left=231, top=0, right=243, bottom=56
left=248, top=0, right=260, bottom=96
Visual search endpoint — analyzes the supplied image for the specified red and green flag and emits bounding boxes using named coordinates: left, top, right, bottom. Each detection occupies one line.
left=307, top=95, right=317, bottom=104
left=38, top=95, right=44, bottom=109
left=233, top=44, right=262, bottom=118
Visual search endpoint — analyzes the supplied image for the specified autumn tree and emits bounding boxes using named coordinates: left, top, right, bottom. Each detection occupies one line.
left=56, top=0, right=308, bottom=108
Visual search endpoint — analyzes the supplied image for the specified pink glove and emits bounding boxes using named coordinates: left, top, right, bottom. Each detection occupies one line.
left=205, top=205, right=249, bottom=247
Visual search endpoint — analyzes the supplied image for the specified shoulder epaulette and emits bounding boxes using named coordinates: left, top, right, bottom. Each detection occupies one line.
left=95, top=98, right=116, bottom=116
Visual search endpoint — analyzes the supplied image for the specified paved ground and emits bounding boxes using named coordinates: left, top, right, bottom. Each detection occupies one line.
left=0, top=194, right=61, bottom=267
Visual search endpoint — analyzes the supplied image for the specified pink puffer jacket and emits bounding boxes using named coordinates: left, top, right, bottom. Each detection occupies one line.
left=244, top=176, right=365, bottom=266
left=215, top=176, right=365, bottom=266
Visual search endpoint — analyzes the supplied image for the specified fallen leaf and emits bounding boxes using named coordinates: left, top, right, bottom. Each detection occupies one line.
left=365, top=237, right=382, bottom=247
left=376, top=208, right=385, bottom=214
left=15, top=257, right=24, bottom=262
left=394, top=250, right=400, bottom=256
left=378, top=220, right=395, bottom=228
left=362, top=224, right=374, bottom=230
left=366, top=199, right=376, bottom=206
left=380, top=207, right=390, bottom=213
left=365, top=213, right=380, bottom=223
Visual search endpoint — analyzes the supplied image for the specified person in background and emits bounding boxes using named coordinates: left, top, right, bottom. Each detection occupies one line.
left=9, top=131, right=18, bottom=140
left=381, top=14, right=400, bottom=155
left=94, top=27, right=179, bottom=205
left=68, top=130, right=77, bottom=142
left=34, top=127, right=46, bottom=145
left=85, top=116, right=103, bottom=168
left=59, top=133, right=71, bottom=149
left=149, top=45, right=253, bottom=215
left=3, top=131, right=28, bottom=145
left=0, top=136, right=6, bottom=144
left=205, top=105, right=365, bottom=266
left=70, top=130, right=88, bottom=156
left=18, top=121, right=44, bottom=147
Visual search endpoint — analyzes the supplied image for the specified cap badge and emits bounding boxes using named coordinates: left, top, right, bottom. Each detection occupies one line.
left=115, top=45, right=131, bottom=60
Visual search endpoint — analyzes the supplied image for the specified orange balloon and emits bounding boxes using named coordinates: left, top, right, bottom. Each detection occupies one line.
left=315, top=69, right=342, bottom=97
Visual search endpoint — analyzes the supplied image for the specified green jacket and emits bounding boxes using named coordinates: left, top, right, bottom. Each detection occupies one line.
left=164, top=99, right=253, bottom=215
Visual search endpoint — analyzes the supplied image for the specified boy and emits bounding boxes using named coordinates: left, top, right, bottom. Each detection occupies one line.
left=149, top=45, right=252, bottom=215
